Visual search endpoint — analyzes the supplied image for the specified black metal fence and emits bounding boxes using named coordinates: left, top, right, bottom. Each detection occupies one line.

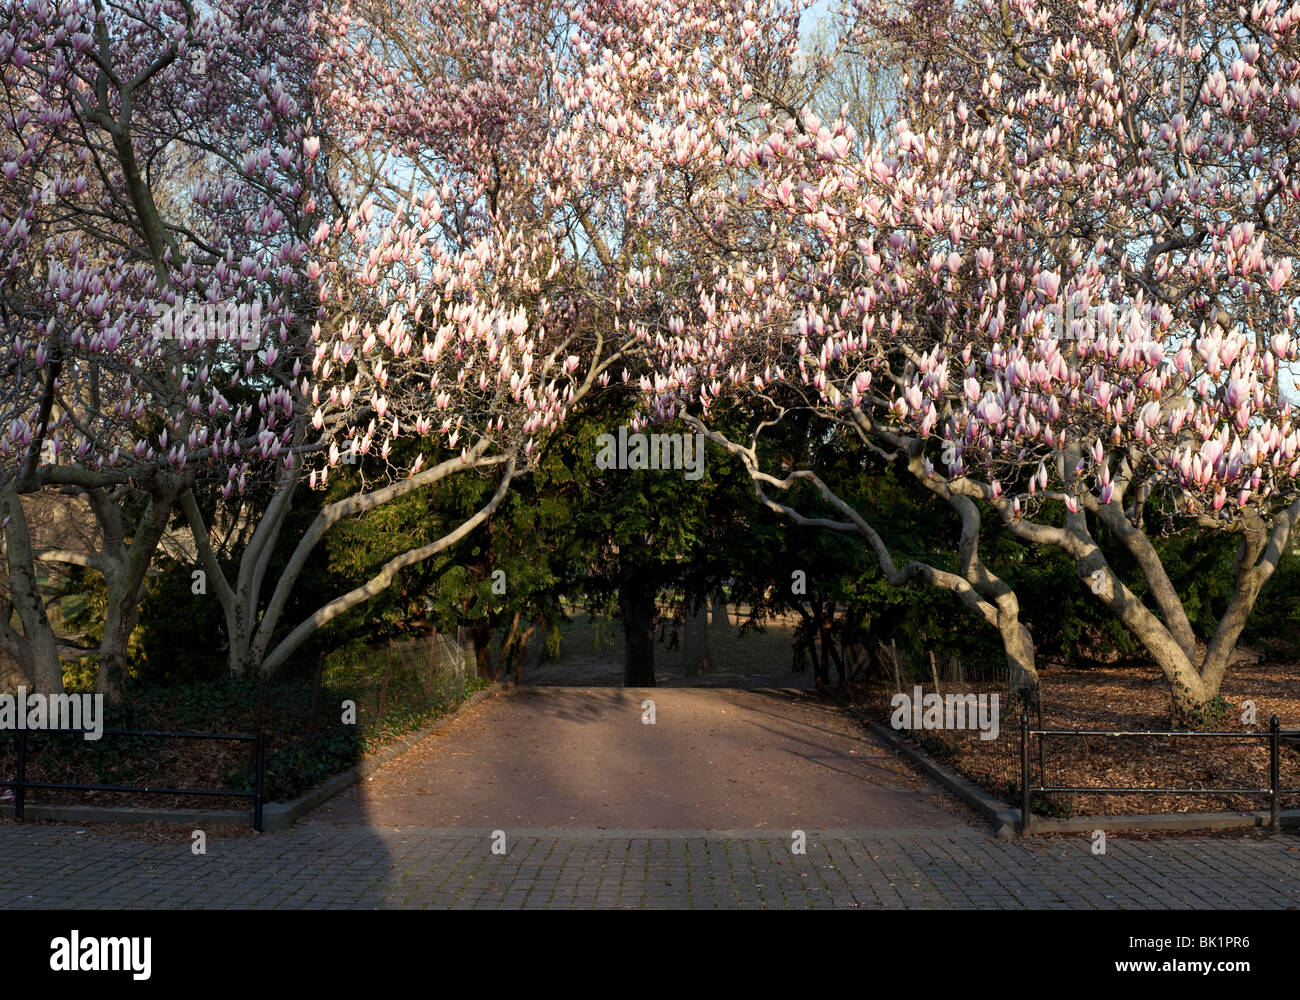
left=1019, top=710, right=1300, bottom=834
left=1, top=727, right=265, bottom=832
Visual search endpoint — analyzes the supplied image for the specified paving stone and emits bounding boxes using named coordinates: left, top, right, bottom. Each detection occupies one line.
left=2, top=823, right=1296, bottom=909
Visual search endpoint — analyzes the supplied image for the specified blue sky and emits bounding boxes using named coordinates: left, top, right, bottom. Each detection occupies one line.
left=801, top=0, right=836, bottom=39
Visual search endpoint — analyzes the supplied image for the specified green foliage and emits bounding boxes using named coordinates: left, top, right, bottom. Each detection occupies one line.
left=731, top=416, right=1011, bottom=678
left=994, top=519, right=1138, bottom=668
left=691, top=396, right=1282, bottom=688
left=992, top=779, right=1078, bottom=818
left=1170, top=693, right=1233, bottom=731
left=915, top=732, right=958, bottom=762
left=133, top=557, right=230, bottom=684
left=1243, top=547, right=1300, bottom=657
left=44, top=350, right=1300, bottom=723
left=5, top=632, right=480, bottom=805
left=237, top=729, right=360, bottom=802
left=1029, top=791, right=1078, bottom=819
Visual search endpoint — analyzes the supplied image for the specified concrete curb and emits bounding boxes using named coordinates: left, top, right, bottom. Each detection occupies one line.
left=1025, top=809, right=1300, bottom=834
left=858, top=716, right=1021, bottom=836
left=0, top=803, right=251, bottom=826
left=0, top=682, right=504, bottom=832
left=261, top=682, right=502, bottom=830
left=857, top=712, right=1300, bottom=837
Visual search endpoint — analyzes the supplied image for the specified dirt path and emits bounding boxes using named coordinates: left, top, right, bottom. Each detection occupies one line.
left=506, top=606, right=816, bottom=689
left=307, top=687, right=977, bottom=830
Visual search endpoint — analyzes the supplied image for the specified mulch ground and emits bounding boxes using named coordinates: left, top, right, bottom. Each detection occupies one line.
left=0, top=734, right=255, bottom=813
left=7, top=605, right=1294, bottom=826
left=850, top=658, right=1300, bottom=818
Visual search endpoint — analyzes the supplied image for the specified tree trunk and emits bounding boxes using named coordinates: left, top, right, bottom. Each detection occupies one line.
left=96, top=581, right=136, bottom=703
left=682, top=598, right=712, bottom=676
left=526, top=625, right=546, bottom=670
left=815, top=598, right=833, bottom=690
left=253, top=456, right=517, bottom=680
left=829, top=634, right=848, bottom=687
left=226, top=602, right=251, bottom=677
left=0, top=487, right=63, bottom=694
left=620, top=579, right=657, bottom=686
left=471, top=622, right=495, bottom=682
left=710, top=586, right=730, bottom=635
left=999, top=615, right=1040, bottom=708
left=95, top=492, right=174, bottom=702
left=496, top=610, right=522, bottom=678
left=1069, top=556, right=1213, bottom=712
left=805, top=596, right=829, bottom=689
left=514, top=616, right=544, bottom=685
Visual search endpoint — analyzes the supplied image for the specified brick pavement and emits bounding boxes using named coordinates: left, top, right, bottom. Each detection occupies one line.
left=1, top=823, right=1297, bottom=909
left=4, top=687, right=1299, bottom=909
left=307, top=688, right=975, bottom=830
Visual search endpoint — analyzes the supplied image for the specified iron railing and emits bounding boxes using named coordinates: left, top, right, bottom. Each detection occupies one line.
left=1, top=727, right=265, bottom=831
left=1019, top=710, right=1298, bottom=834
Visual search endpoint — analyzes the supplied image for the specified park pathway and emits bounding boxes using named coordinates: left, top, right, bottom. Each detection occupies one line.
left=307, top=687, right=971, bottom=830
left=2, top=687, right=1298, bottom=908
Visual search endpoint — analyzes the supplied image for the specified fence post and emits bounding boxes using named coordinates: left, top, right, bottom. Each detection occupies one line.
left=1037, top=702, right=1046, bottom=801
left=1020, top=708, right=1031, bottom=835
left=253, top=728, right=265, bottom=833
left=1270, top=715, right=1281, bottom=834
left=377, top=640, right=392, bottom=723
left=15, top=728, right=26, bottom=822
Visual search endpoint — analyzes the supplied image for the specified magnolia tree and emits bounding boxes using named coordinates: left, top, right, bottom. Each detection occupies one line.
left=649, top=0, right=1300, bottom=713
left=191, top=0, right=612, bottom=682
left=1, top=0, right=816, bottom=692
left=0, top=0, right=315, bottom=695
left=215, top=0, right=817, bottom=684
